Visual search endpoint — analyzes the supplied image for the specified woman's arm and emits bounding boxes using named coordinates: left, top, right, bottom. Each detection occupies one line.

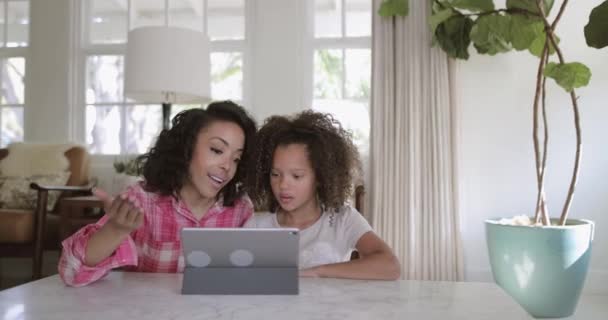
left=59, top=188, right=144, bottom=287
left=84, top=190, right=144, bottom=266
left=300, top=231, right=401, bottom=280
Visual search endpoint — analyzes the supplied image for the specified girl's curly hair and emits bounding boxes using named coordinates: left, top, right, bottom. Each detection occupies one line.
left=136, top=101, right=257, bottom=206
left=246, top=111, right=360, bottom=212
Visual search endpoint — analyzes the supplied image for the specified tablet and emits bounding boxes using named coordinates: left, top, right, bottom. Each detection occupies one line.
left=181, top=228, right=300, bottom=294
left=181, top=228, right=299, bottom=268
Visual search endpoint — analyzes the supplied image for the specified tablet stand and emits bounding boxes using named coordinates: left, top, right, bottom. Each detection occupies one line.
left=181, top=266, right=299, bottom=295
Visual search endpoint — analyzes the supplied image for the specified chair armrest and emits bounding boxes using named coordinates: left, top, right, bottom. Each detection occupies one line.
left=30, top=183, right=94, bottom=193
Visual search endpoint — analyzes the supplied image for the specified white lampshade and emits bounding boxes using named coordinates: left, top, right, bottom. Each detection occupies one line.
left=124, top=26, right=211, bottom=104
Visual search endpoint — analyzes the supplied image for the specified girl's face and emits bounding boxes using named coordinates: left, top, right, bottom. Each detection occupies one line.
left=270, top=143, right=318, bottom=214
left=187, top=120, right=245, bottom=200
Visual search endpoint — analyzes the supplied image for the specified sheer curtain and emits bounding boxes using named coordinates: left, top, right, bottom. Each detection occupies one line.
left=369, top=0, right=463, bottom=281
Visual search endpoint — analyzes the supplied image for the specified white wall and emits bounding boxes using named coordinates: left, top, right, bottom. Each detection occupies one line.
left=456, top=0, right=608, bottom=294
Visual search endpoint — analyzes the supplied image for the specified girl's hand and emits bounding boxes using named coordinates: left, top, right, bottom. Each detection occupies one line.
left=299, top=267, right=321, bottom=278
left=93, top=188, right=144, bottom=236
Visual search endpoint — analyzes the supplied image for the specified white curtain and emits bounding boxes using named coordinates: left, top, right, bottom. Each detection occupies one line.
left=369, top=0, right=463, bottom=281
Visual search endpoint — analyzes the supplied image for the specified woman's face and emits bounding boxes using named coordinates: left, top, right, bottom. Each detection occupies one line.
left=270, top=143, right=317, bottom=214
left=187, top=120, right=245, bottom=200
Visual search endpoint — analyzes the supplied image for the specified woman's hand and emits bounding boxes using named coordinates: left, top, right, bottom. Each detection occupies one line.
left=84, top=188, right=144, bottom=267
left=94, top=188, right=143, bottom=237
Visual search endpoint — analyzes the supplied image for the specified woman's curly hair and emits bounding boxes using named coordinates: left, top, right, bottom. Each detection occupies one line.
left=136, top=101, right=257, bottom=206
left=246, top=111, right=360, bottom=212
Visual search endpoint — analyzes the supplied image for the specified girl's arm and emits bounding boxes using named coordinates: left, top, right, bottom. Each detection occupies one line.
left=300, top=231, right=401, bottom=280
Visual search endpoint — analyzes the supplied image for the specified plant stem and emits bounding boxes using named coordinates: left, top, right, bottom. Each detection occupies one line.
left=540, top=48, right=550, bottom=225
left=532, top=38, right=549, bottom=225
left=460, top=8, right=539, bottom=18
left=551, top=0, right=569, bottom=29
left=538, top=0, right=581, bottom=226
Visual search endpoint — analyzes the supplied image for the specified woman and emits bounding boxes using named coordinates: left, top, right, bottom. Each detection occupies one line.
left=59, top=101, right=257, bottom=287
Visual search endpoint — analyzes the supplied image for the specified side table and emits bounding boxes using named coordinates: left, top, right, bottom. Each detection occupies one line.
left=58, top=196, right=105, bottom=240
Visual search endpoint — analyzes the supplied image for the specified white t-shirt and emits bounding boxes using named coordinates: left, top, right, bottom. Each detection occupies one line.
left=244, top=205, right=372, bottom=269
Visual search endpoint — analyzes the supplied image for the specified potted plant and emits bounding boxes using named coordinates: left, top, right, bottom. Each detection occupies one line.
left=379, top=0, right=606, bottom=317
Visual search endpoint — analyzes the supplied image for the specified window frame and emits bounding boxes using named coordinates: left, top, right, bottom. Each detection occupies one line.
left=304, top=0, right=372, bottom=151
left=72, top=0, right=252, bottom=156
left=0, top=0, right=29, bottom=147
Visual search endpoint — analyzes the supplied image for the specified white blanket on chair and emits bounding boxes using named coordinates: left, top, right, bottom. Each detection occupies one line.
left=0, top=142, right=78, bottom=176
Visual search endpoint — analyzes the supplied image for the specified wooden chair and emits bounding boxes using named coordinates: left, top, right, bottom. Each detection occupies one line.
left=355, top=185, right=365, bottom=215
left=350, top=185, right=365, bottom=260
left=0, top=146, right=93, bottom=280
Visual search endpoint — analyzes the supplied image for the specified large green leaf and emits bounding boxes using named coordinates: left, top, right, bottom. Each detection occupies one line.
left=584, top=0, right=608, bottom=49
left=543, top=62, right=591, bottom=92
left=448, top=0, right=494, bottom=12
left=378, top=0, right=409, bottom=17
left=528, top=33, right=559, bottom=57
left=506, top=0, right=554, bottom=15
left=430, top=8, right=457, bottom=36
left=435, top=15, right=474, bottom=60
left=470, top=14, right=512, bottom=55
left=510, top=15, right=544, bottom=51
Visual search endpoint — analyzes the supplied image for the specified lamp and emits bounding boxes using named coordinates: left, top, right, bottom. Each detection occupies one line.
left=124, top=26, right=211, bottom=130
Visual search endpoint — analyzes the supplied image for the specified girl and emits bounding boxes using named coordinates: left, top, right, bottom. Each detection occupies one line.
left=245, top=111, right=400, bottom=280
left=59, top=101, right=257, bottom=287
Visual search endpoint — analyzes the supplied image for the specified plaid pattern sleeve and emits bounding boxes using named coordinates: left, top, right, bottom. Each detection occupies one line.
left=58, top=185, right=255, bottom=287
left=58, top=214, right=138, bottom=287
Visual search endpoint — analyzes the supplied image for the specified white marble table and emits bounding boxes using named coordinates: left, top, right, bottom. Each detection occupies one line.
left=0, top=272, right=531, bottom=320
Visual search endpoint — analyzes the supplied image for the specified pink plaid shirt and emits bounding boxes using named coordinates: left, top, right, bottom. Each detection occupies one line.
left=58, top=183, right=253, bottom=287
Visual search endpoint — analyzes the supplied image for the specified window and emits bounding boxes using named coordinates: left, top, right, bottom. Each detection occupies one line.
left=81, top=0, right=247, bottom=155
left=311, top=0, right=371, bottom=154
left=0, top=0, right=29, bottom=147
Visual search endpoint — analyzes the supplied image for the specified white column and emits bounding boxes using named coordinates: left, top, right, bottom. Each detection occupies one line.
left=249, top=0, right=307, bottom=123
left=24, top=0, right=74, bottom=142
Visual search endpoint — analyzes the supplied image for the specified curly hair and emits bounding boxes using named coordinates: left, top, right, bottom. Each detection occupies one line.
left=246, top=111, right=360, bottom=212
left=136, top=101, right=257, bottom=206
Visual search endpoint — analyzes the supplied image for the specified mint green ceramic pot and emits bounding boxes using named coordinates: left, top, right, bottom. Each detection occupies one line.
left=485, top=218, right=594, bottom=318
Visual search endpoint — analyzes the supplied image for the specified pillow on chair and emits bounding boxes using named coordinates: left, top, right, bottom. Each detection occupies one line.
left=0, top=172, right=71, bottom=211
left=0, top=142, right=75, bottom=176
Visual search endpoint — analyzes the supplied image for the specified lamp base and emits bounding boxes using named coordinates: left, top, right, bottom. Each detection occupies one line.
left=162, top=102, right=172, bottom=130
